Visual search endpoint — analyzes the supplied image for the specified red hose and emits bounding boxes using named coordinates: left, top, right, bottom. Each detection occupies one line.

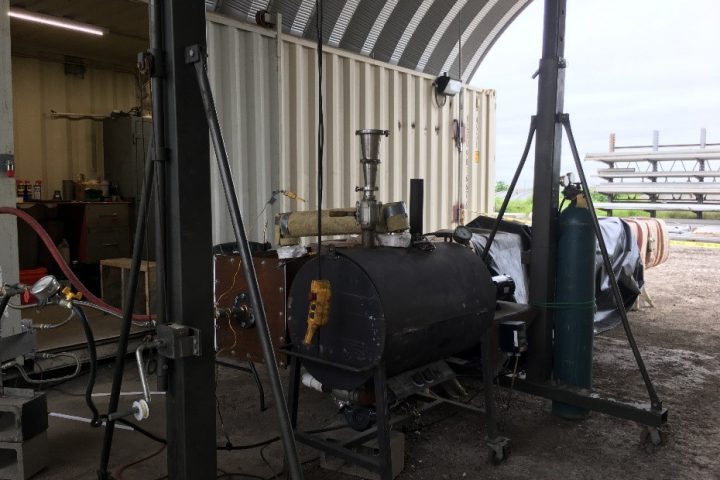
left=0, top=207, right=154, bottom=323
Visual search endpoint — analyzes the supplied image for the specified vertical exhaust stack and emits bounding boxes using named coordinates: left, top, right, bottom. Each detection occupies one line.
left=355, top=129, right=389, bottom=248
left=409, top=178, right=424, bottom=240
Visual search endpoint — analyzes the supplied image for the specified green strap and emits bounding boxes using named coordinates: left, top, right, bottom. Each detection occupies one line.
left=529, top=300, right=597, bottom=310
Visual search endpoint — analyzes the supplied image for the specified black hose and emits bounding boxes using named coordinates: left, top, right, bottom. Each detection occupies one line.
left=98, top=139, right=156, bottom=480
left=482, top=117, right=536, bottom=262
left=72, top=304, right=101, bottom=426
left=121, top=419, right=349, bottom=450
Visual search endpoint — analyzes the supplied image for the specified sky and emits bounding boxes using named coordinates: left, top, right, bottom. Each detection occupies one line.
left=470, top=0, right=720, bottom=188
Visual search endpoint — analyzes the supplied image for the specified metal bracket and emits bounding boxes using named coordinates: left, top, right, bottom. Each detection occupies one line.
left=0, top=153, right=14, bottom=172
left=184, top=44, right=205, bottom=65
left=156, top=324, right=201, bottom=359
left=137, top=49, right=166, bottom=78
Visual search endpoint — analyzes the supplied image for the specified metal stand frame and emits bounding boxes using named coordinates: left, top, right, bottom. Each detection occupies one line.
left=186, top=43, right=304, bottom=480
left=481, top=0, right=668, bottom=433
left=285, top=331, right=508, bottom=480
left=487, top=113, right=667, bottom=428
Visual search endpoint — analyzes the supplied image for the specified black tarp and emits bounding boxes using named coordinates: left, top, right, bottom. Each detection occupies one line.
left=466, top=216, right=644, bottom=333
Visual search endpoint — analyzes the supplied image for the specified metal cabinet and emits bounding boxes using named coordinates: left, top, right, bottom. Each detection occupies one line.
left=102, top=116, right=155, bottom=259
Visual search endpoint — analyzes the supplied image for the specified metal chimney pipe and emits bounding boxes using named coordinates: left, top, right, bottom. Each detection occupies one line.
left=409, top=178, right=424, bottom=239
left=355, top=129, right=389, bottom=248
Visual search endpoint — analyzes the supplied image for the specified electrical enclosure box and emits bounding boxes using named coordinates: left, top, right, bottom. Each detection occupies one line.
left=499, top=320, right=527, bottom=355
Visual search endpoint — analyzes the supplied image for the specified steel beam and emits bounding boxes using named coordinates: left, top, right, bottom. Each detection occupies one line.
left=527, top=0, right=567, bottom=382
left=0, top=0, right=21, bottom=332
left=162, top=1, right=216, bottom=478
left=500, top=376, right=668, bottom=427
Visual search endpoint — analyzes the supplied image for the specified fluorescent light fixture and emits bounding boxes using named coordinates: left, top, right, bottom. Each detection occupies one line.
left=8, top=8, right=108, bottom=36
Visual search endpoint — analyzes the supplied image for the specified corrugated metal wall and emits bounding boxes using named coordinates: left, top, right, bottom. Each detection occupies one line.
left=11, top=56, right=137, bottom=196
left=207, top=13, right=496, bottom=243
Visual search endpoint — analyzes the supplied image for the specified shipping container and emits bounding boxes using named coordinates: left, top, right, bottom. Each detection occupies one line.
left=206, top=13, right=496, bottom=244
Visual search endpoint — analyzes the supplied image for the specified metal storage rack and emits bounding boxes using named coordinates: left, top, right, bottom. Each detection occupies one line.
left=586, top=130, right=720, bottom=218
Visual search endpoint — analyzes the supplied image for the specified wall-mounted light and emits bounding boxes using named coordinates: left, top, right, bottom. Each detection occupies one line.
left=8, top=8, right=108, bottom=36
left=434, top=73, right=462, bottom=97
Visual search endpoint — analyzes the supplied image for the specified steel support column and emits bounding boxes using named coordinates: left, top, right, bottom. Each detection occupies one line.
left=527, top=0, right=567, bottom=382
left=162, top=1, right=216, bottom=478
left=0, top=0, right=21, bottom=331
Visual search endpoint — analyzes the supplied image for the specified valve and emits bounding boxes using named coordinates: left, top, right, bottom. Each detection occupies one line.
left=303, top=279, right=332, bottom=345
left=61, top=286, right=83, bottom=302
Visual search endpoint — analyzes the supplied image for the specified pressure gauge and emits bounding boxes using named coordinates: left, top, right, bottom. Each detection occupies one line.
left=30, top=275, right=61, bottom=302
left=452, top=225, right=473, bottom=245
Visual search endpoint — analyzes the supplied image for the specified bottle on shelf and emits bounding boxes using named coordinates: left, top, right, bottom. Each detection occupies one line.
left=33, top=180, right=42, bottom=200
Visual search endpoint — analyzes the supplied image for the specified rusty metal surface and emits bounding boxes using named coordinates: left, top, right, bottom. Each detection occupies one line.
left=214, top=252, right=308, bottom=366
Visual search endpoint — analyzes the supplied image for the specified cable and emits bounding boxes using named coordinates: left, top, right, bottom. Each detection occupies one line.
left=116, top=418, right=167, bottom=444
left=118, top=419, right=349, bottom=450
left=504, top=355, right=520, bottom=410
left=0, top=207, right=154, bottom=324
left=216, top=473, right=268, bottom=480
left=6, top=352, right=81, bottom=384
left=31, top=308, right=75, bottom=330
left=112, top=444, right=166, bottom=480
left=72, top=304, right=101, bottom=426
left=9, top=300, right=148, bottom=327
left=259, top=443, right=278, bottom=479
left=316, top=0, right=324, bottom=278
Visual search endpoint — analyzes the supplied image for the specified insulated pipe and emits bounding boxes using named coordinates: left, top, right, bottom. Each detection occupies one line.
left=190, top=51, right=304, bottom=480
left=0, top=208, right=153, bottom=323
left=409, top=179, right=424, bottom=239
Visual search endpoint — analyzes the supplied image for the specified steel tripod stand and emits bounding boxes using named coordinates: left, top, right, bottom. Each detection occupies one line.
left=486, top=114, right=667, bottom=433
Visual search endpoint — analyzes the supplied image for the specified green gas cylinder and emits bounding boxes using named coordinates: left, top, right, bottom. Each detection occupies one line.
left=552, top=194, right=596, bottom=419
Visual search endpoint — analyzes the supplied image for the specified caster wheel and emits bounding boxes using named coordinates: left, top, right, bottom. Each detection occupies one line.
left=640, top=426, right=663, bottom=453
left=487, top=438, right=511, bottom=465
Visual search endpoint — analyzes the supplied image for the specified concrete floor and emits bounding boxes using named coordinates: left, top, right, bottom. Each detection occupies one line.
left=31, top=360, right=341, bottom=480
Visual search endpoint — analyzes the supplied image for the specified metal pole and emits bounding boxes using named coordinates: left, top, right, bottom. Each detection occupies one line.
left=149, top=0, right=169, bottom=392
left=162, top=1, right=217, bottom=478
left=188, top=50, right=305, bottom=480
left=482, top=117, right=536, bottom=261
left=561, top=115, right=662, bottom=410
left=527, top=0, right=567, bottom=382
left=98, top=140, right=156, bottom=479
left=0, top=0, right=21, bottom=333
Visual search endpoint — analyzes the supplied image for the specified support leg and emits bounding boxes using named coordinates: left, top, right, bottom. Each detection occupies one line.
left=481, top=334, right=509, bottom=464
left=562, top=115, right=663, bottom=412
left=373, top=366, right=393, bottom=480
left=287, top=356, right=301, bottom=429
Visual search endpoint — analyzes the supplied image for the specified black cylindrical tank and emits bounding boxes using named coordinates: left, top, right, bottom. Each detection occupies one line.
left=287, top=242, right=496, bottom=390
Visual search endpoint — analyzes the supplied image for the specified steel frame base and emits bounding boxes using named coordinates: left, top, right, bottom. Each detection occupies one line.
left=499, top=375, right=668, bottom=427
left=286, top=332, right=507, bottom=480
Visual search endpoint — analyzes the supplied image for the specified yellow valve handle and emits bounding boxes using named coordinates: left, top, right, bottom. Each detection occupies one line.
left=303, top=279, right=331, bottom=345
left=281, top=190, right=306, bottom=203
left=61, top=286, right=83, bottom=302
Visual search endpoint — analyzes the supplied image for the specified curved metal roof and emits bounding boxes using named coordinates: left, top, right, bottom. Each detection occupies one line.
left=206, top=0, right=531, bottom=83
